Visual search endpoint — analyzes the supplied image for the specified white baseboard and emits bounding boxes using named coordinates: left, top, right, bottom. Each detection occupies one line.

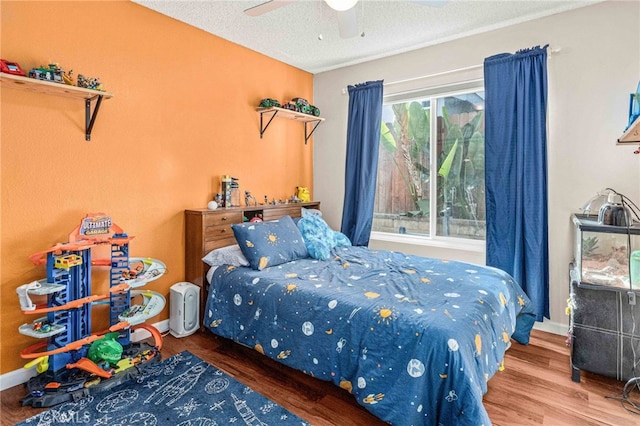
left=533, top=319, right=568, bottom=336
left=130, top=319, right=170, bottom=342
left=0, top=364, right=38, bottom=392
left=0, top=319, right=170, bottom=392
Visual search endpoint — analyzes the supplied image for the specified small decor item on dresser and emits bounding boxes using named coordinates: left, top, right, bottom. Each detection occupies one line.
left=0, top=59, right=25, bottom=76
left=297, top=186, right=310, bottom=202
left=221, top=175, right=240, bottom=207
left=207, top=200, right=218, bottom=210
left=244, top=190, right=257, bottom=207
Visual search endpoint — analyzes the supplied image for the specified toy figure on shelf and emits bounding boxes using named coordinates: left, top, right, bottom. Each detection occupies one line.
left=29, top=63, right=65, bottom=83
left=62, top=69, right=74, bottom=86
left=77, top=74, right=104, bottom=91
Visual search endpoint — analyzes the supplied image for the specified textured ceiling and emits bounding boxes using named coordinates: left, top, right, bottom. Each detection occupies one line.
left=132, top=0, right=600, bottom=74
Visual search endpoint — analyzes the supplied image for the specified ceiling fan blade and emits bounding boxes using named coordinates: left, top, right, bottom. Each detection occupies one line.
left=336, top=7, right=358, bottom=38
left=244, top=0, right=296, bottom=17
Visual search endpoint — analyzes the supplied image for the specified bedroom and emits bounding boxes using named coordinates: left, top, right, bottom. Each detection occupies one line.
left=1, top=0, right=639, bottom=424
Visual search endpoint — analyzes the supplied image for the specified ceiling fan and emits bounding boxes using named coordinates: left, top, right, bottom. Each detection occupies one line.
left=244, top=0, right=447, bottom=39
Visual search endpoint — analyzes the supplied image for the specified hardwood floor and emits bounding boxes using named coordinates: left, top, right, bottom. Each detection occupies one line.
left=2, top=329, right=639, bottom=425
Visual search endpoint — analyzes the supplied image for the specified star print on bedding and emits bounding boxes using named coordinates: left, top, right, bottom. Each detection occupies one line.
left=205, top=245, right=536, bottom=425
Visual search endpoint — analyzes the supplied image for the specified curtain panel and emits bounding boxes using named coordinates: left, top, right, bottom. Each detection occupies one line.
left=340, top=80, right=384, bottom=246
left=484, top=46, right=550, bottom=321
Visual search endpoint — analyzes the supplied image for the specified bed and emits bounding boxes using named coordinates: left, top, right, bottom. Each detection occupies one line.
left=185, top=206, right=536, bottom=425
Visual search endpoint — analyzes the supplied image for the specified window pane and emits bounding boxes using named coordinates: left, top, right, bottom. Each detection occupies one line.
left=373, top=89, right=486, bottom=242
left=373, top=100, right=431, bottom=236
left=435, top=91, right=485, bottom=240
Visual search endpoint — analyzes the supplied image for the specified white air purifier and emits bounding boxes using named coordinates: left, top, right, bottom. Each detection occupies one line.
left=170, top=282, right=200, bottom=338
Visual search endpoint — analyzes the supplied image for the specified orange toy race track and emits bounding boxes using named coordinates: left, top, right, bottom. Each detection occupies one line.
left=22, top=283, right=130, bottom=314
left=28, top=236, right=133, bottom=266
left=20, top=323, right=162, bottom=359
left=18, top=213, right=166, bottom=408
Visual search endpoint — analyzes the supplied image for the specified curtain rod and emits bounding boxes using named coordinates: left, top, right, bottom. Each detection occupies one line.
left=384, top=64, right=483, bottom=87
left=341, top=46, right=561, bottom=94
left=340, top=64, right=481, bottom=95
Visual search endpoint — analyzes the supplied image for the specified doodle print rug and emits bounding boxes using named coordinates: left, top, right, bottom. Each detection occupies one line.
left=17, top=351, right=310, bottom=426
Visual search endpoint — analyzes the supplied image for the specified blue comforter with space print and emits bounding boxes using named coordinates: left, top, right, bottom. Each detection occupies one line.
left=204, top=246, right=536, bottom=425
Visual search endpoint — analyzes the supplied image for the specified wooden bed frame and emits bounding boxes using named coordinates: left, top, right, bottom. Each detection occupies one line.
left=184, top=201, right=321, bottom=319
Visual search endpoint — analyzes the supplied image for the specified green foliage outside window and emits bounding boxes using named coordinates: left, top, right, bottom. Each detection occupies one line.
left=377, top=91, right=486, bottom=239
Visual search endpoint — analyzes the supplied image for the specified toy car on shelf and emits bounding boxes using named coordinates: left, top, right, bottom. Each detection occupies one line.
left=29, top=63, right=64, bottom=83
left=281, top=101, right=298, bottom=112
left=285, top=97, right=320, bottom=116
left=0, top=59, right=25, bottom=76
left=259, top=98, right=281, bottom=108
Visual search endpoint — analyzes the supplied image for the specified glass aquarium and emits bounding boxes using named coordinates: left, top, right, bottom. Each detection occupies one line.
left=572, top=214, right=640, bottom=289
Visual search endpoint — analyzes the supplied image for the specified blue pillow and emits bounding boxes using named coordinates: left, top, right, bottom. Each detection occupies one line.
left=297, top=213, right=351, bottom=260
left=231, top=215, right=308, bottom=270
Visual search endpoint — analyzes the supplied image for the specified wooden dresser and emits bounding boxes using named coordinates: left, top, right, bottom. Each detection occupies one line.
left=185, top=201, right=321, bottom=318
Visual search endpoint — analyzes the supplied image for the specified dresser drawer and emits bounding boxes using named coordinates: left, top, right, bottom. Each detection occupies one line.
left=204, top=211, right=243, bottom=226
left=204, top=223, right=236, bottom=242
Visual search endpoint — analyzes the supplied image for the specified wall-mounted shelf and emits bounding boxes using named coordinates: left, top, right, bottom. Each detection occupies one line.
left=618, top=115, right=640, bottom=144
left=257, top=107, right=324, bottom=144
left=0, top=72, right=114, bottom=141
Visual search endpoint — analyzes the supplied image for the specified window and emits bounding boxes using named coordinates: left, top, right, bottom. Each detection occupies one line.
left=373, top=84, right=485, bottom=243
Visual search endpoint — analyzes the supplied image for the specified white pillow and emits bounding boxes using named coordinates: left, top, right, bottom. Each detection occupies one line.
left=301, top=207, right=322, bottom=218
left=202, top=244, right=250, bottom=268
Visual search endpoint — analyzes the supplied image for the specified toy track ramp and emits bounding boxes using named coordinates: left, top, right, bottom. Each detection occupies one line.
left=67, top=358, right=112, bottom=378
left=21, top=341, right=161, bottom=408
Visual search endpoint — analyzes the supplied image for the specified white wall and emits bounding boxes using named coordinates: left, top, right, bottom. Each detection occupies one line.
left=313, top=0, right=640, bottom=333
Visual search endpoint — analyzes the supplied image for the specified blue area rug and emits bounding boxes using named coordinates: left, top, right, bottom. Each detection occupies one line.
left=17, top=351, right=310, bottom=426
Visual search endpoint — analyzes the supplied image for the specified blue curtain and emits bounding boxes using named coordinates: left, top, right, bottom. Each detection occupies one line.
left=340, top=80, right=384, bottom=246
left=484, top=46, right=549, bottom=321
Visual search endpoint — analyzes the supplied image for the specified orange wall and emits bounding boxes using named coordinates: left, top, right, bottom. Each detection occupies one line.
left=0, top=1, right=314, bottom=374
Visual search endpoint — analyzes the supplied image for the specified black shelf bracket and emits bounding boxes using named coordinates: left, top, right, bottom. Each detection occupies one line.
left=85, top=95, right=104, bottom=141
left=259, top=109, right=279, bottom=139
left=259, top=108, right=322, bottom=144
left=304, top=120, right=321, bottom=144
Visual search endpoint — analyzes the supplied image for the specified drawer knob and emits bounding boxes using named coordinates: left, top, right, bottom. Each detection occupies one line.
left=222, top=216, right=228, bottom=221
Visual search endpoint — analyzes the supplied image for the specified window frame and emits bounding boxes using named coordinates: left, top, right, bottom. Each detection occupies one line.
left=372, top=79, right=486, bottom=251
